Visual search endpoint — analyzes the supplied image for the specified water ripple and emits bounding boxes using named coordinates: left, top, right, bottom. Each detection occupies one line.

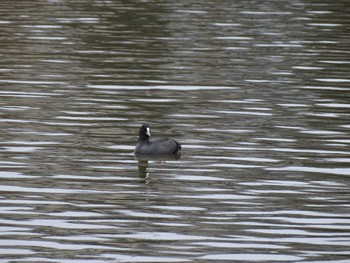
left=0, top=1, right=349, bottom=262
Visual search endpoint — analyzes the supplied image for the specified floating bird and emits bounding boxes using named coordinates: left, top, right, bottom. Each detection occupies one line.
left=134, top=124, right=181, bottom=156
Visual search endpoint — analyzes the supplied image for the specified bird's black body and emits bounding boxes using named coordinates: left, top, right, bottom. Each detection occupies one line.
left=134, top=124, right=181, bottom=156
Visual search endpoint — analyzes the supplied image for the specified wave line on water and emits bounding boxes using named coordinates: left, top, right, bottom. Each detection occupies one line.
left=88, top=85, right=236, bottom=90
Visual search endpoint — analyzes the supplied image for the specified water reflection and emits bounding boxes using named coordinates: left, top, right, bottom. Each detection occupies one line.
left=136, top=154, right=182, bottom=181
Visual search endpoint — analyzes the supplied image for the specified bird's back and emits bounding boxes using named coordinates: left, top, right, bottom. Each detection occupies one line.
left=135, top=137, right=181, bottom=155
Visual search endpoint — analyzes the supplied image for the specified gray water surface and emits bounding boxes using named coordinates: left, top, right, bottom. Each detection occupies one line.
left=1, top=1, right=350, bottom=262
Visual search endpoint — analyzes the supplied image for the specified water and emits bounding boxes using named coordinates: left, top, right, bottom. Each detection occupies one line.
left=1, top=0, right=350, bottom=262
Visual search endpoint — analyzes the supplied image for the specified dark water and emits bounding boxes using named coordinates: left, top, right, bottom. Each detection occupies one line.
left=1, top=0, right=350, bottom=262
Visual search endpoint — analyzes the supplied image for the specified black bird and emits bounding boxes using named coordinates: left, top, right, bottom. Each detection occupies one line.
left=134, top=124, right=181, bottom=156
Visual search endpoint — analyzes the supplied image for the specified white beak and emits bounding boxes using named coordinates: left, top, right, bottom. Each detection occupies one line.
left=146, top=127, right=151, bottom=137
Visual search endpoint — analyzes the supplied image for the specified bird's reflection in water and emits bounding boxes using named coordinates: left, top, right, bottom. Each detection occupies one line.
left=136, top=153, right=181, bottom=183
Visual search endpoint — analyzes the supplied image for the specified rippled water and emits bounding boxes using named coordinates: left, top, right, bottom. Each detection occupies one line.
left=1, top=0, right=350, bottom=262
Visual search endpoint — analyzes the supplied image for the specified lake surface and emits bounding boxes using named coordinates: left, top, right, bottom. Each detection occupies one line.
left=1, top=0, right=350, bottom=262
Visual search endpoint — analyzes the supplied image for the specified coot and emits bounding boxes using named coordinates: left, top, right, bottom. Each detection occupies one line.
left=134, top=124, right=181, bottom=156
